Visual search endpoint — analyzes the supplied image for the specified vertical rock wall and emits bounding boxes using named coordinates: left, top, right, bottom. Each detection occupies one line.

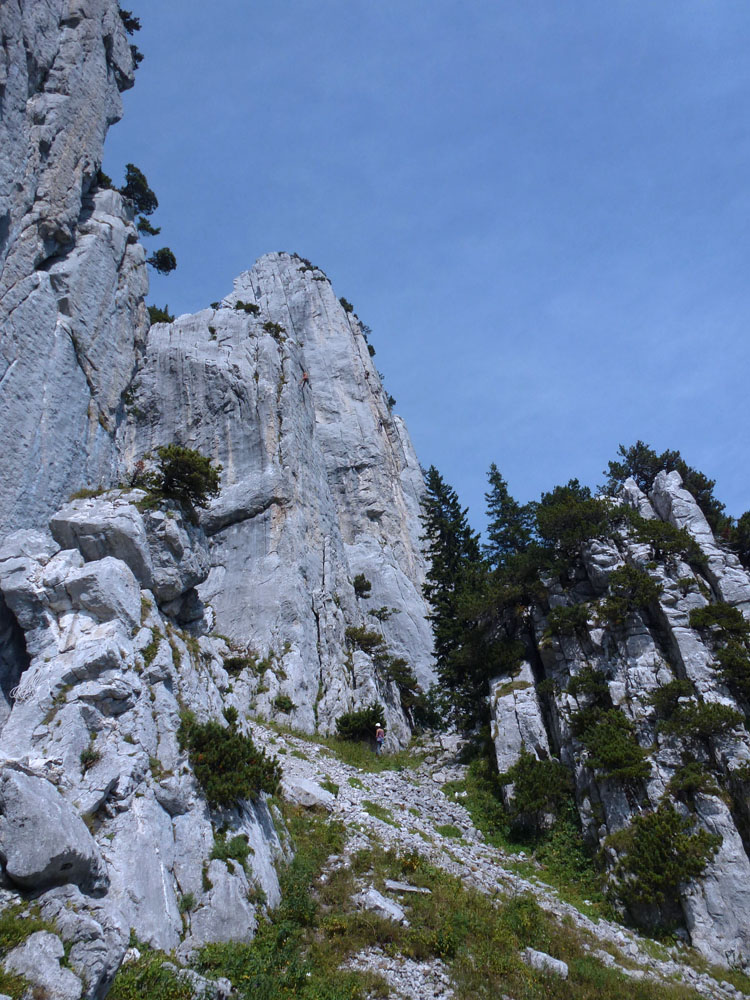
left=0, top=0, right=148, bottom=535
left=119, top=254, right=435, bottom=738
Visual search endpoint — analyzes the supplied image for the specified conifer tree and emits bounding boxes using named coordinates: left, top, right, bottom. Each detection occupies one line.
left=484, top=463, right=534, bottom=569
left=420, top=466, right=488, bottom=728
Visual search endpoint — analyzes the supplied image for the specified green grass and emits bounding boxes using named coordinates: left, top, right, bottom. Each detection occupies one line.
left=348, top=776, right=364, bottom=789
left=435, top=823, right=462, bottom=839
left=320, top=779, right=339, bottom=796
left=265, top=720, right=425, bottom=773
left=362, top=800, right=399, bottom=827
left=443, top=758, right=607, bottom=918
left=107, top=805, right=709, bottom=1000
left=0, top=905, right=58, bottom=998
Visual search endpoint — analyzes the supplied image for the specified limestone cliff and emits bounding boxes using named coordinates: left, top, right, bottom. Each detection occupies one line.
left=119, top=254, right=434, bottom=737
left=0, top=4, right=436, bottom=996
left=0, top=0, right=148, bottom=535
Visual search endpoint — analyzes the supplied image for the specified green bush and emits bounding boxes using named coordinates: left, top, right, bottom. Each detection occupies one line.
left=660, top=700, right=743, bottom=742
left=147, top=304, right=174, bottom=324
left=108, top=948, right=194, bottom=1000
left=543, top=603, right=591, bottom=639
left=608, top=801, right=721, bottom=914
left=335, top=703, right=385, bottom=742
left=352, top=574, right=372, bottom=599
left=344, top=625, right=385, bottom=656
left=648, top=678, right=694, bottom=718
left=499, top=750, right=574, bottom=836
left=623, top=509, right=706, bottom=567
left=567, top=665, right=609, bottom=702
left=535, top=480, right=612, bottom=559
left=177, top=710, right=280, bottom=807
left=137, top=216, right=161, bottom=236
left=262, top=321, right=285, bottom=341
left=690, top=602, right=750, bottom=641
left=234, top=300, right=260, bottom=314
left=274, top=694, right=295, bottom=713
left=716, top=641, right=750, bottom=700
left=571, top=707, right=651, bottom=784
left=223, top=654, right=258, bottom=676
left=667, top=762, right=719, bottom=804
left=599, top=564, right=663, bottom=628
left=211, top=830, right=253, bottom=873
left=152, top=444, right=222, bottom=510
left=339, top=297, right=354, bottom=313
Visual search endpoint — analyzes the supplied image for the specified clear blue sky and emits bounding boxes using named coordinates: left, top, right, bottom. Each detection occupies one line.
left=104, top=0, right=750, bottom=530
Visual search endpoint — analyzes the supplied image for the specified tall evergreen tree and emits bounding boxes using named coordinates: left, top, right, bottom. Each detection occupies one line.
left=484, top=463, right=534, bottom=569
left=420, top=466, right=481, bottom=670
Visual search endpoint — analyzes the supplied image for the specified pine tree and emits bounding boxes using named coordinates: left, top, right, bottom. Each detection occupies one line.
left=420, top=467, right=485, bottom=727
left=483, top=463, right=534, bottom=569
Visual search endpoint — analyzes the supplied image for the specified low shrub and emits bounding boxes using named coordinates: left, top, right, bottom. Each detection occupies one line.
left=211, top=830, right=253, bottom=873
left=499, top=749, right=574, bottom=836
left=624, top=509, right=706, bottom=567
left=262, top=321, right=285, bottom=340
left=223, top=654, right=258, bottom=676
left=648, top=678, right=694, bottom=718
left=715, top=641, right=750, bottom=700
left=608, top=801, right=721, bottom=915
left=668, top=763, right=719, bottom=804
left=147, top=304, right=174, bottom=324
left=151, top=444, right=222, bottom=511
left=352, top=573, right=372, bottom=599
left=177, top=710, right=280, bottom=807
left=571, top=707, right=651, bottom=784
left=147, top=247, right=177, bottom=274
left=660, top=700, right=743, bottom=742
left=335, top=703, right=385, bottom=742
left=339, top=297, right=354, bottom=313
left=273, top=694, right=295, bottom=713
left=234, top=300, right=260, bottom=314
left=543, top=602, right=591, bottom=639
left=599, top=565, right=663, bottom=628
left=690, top=602, right=750, bottom=641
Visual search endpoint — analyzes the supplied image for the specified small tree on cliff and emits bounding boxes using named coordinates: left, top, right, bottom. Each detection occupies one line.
left=120, top=163, right=158, bottom=216
left=152, top=445, right=221, bottom=511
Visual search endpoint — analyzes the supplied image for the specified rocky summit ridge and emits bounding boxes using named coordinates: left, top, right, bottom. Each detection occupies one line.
left=1, top=3, right=750, bottom=1000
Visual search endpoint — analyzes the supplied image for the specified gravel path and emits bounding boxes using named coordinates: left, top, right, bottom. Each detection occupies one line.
left=253, top=724, right=748, bottom=1000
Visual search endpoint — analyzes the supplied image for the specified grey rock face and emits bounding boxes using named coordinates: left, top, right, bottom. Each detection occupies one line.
left=0, top=494, right=283, bottom=988
left=0, top=1, right=147, bottom=536
left=4, top=930, right=83, bottom=1000
left=119, top=253, right=435, bottom=738
left=0, top=767, right=106, bottom=893
left=490, top=470, right=750, bottom=968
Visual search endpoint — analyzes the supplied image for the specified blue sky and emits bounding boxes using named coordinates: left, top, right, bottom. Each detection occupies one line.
left=104, top=0, right=750, bottom=530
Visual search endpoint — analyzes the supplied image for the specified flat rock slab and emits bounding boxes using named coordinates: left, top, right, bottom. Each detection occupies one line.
left=353, top=886, right=407, bottom=925
left=280, top=777, right=335, bottom=810
left=384, top=878, right=432, bottom=894
left=521, top=947, right=569, bottom=979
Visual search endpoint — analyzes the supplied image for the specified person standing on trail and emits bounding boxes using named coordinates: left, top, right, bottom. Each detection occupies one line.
left=375, top=722, right=385, bottom=755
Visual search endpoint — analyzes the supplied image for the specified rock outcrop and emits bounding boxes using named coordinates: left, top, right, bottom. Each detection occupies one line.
left=0, top=0, right=148, bottom=536
left=490, top=471, right=750, bottom=968
left=0, top=494, right=284, bottom=996
left=119, top=253, right=434, bottom=738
